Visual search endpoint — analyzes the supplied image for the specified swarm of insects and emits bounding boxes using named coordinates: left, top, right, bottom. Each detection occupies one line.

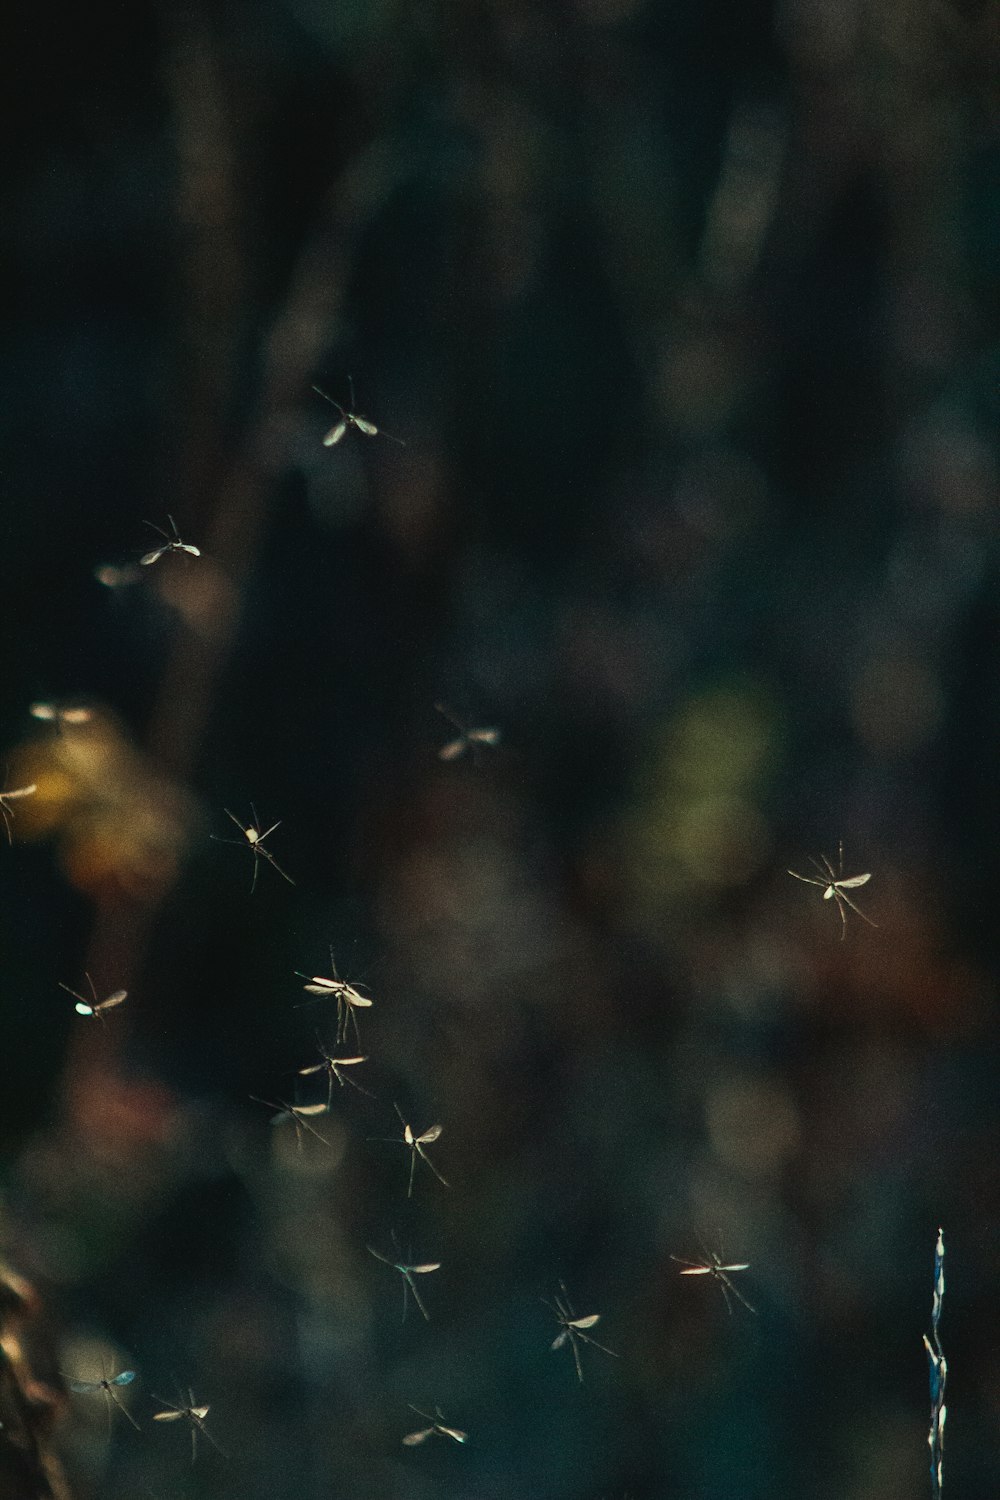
left=434, top=704, right=501, bottom=761
left=312, top=379, right=405, bottom=448
left=402, top=1406, right=466, bottom=1446
left=368, top=1238, right=441, bottom=1323
left=152, top=1389, right=226, bottom=1463
left=213, top=806, right=295, bottom=894
left=787, top=841, right=876, bottom=938
left=60, top=973, right=127, bottom=1022
left=0, top=780, right=36, bottom=844
left=139, top=515, right=201, bottom=566
left=545, top=1283, right=617, bottom=1383
left=671, top=1243, right=756, bottom=1316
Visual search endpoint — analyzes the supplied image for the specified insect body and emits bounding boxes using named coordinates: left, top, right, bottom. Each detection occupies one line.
left=250, top=1095, right=331, bottom=1150
left=379, top=1103, right=448, bottom=1199
left=434, top=704, right=500, bottom=761
left=152, top=1389, right=226, bottom=1463
left=787, top=841, right=876, bottom=938
left=67, top=1366, right=140, bottom=1431
left=298, top=1038, right=371, bottom=1106
left=60, top=974, right=127, bottom=1022
left=368, top=1240, right=441, bottom=1323
left=312, top=379, right=405, bottom=447
left=402, top=1406, right=466, bottom=1446
left=213, top=806, right=294, bottom=894
left=295, top=949, right=372, bottom=1046
left=0, top=781, right=36, bottom=844
left=671, top=1246, right=756, bottom=1316
left=140, top=515, right=201, bottom=566
left=545, top=1283, right=617, bottom=1383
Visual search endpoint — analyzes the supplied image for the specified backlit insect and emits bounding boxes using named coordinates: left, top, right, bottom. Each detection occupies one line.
left=60, top=974, right=128, bottom=1023
left=544, top=1282, right=618, bottom=1383
left=139, top=515, right=201, bottom=566
left=250, top=1095, right=331, bottom=1150
left=152, top=1389, right=226, bottom=1463
left=29, top=702, right=93, bottom=728
left=377, top=1103, right=449, bottom=1199
left=368, top=1238, right=441, bottom=1323
left=434, top=704, right=501, bottom=761
left=298, top=1037, right=372, bottom=1106
left=401, top=1406, right=466, bottom=1446
left=671, top=1244, right=757, bottom=1316
left=0, top=780, right=36, bottom=844
left=295, top=949, right=373, bottom=1047
left=787, top=841, right=876, bottom=939
left=213, top=806, right=294, bottom=894
left=312, top=379, right=406, bottom=447
left=66, top=1365, right=140, bottom=1432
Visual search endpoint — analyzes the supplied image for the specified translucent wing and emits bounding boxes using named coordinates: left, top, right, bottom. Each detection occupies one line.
left=298, top=1062, right=325, bottom=1076
left=551, top=1329, right=568, bottom=1350
left=62, top=708, right=93, bottom=724
left=438, top=738, right=466, bottom=761
left=720, top=1262, right=750, bottom=1272
left=677, top=1266, right=712, bottom=1276
left=410, top=1263, right=441, bottom=1275
left=140, top=547, right=167, bottom=566
left=112, top=1370, right=136, bottom=1386
left=439, top=1426, right=467, bottom=1443
left=68, top=1378, right=103, bottom=1393
left=98, top=990, right=127, bottom=1011
left=29, top=703, right=56, bottom=721
left=345, top=991, right=373, bottom=1008
left=354, top=417, right=378, bottom=436
left=153, top=1410, right=185, bottom=1422
left=323, top=421, right=348, bottom=446
left=294, top=1104, right=329, bottom=1118
left=418, top=1125, right=443, bottom=1144
left=2, top=785, right=36, bottom=801
left=468, top=729, right=500, bottom=746
left=402, top=1428, right=432, bottom=1446
left=178, top=544, right=201, bottom=557
left=837, top=873, right=871, bottom=889
left=191, top=1405, right=210, bottom=1420
left=570, top=1314, right=600, bottom=1330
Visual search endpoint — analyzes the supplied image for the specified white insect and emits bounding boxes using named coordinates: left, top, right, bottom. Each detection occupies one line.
left=367, top=1239, right=441, bottom=1323
left=152, top=1389, right=226, bottom=1463
left=250, top=1095, right=331, bottom=1150
left=295, top=948, right=372, bottom=1047
left=213, top=806, right=295, bottom=894
left=787, top=841, right=876, bottom=938
left=298, top=1037, right=372, bottom=1106
left=545, top=1282, right=617, bottom=1383
left=60, top=973, right=128, bottom=1022
left=0, top=781, right=36, bottom=844
left=402, top=1405, right=466, bottom=1447
left=312, top=379, right=406, bottom=447
left=66, top=1365, right=140, bottom=1432
left=672, top=1245, right=756, bottom=1316
left=434, top=704, right=501, bottom=762
left=375, top=1103, right=449, bottom=1199
left=29, top=702, right=93, bottom=728
left=139, top=514, right=201, bottom=566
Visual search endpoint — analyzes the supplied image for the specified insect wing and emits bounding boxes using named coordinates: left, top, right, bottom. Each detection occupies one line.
left=68, top=1378, right=104, bottom=1394
left=323, top=420, right=348, bottom=446
left=551, top=1329, right=569, bottom=1350
left=837, top=873, right=871, bottom=889
left=140, top=546, right=167, bottom=566
left=178, top=543, right=201, bottom=557
left=720, top=1262, right=750, bottom=1272
left=439, top=1425, right=467, bottom=1443
left=469, top=728, right=500, bottom=746
left=298, top=1061, right=325, bottom=1076
left=418, top=1125, right=443, bottom=1145
left=570, top=1314, right=600, bottom=1330
left=74, top=1002, right=97, bottom=1017
left=410, top=1262, right=441, bottom=1275
left=438, top=738, right=466, bottom=761
left=153, top=1409, right=184, bottom=1423
left=677, top=1266, right=712, bottom=1276
left=402, top=1427, right=432, bottom=1446
left=62, top=708, right=93, bottom=724
left=29, top=703, right=56, bottom=721
left=354, top=416, right=378, bottom=436
left=344, top=988, right=372, bottom=1008
left=2, top=784, right=36, bottom=802
left=111, top=1370, right=136, bottom=1386
left=293, top=1103, right=329, bottom=1118
left=97, top=990, right=127, bottom=1013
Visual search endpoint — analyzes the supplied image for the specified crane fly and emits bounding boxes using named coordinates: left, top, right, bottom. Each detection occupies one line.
left=0, top=780, right=36, bottom=844
left=295, top=948, right=372, bottom=1046
left=374, top=1103, right=448, bottom=1199
left=60, top=973, right=127, bottom=1022
left=787, top=841, right=876, bottom=938
left=29, top=701, right=93, bottom=728
left=140, top=515, right=201, bottom=566
left=66, top=1364, right=140, bottom=1432
left=368, top=1238, right=441, bottom=1323
left=250, top=1095, right=331, bottom=1150
left=545, top=1283, right=617, bottom=1383
left=152, top=1389, right=226, bottom=1463
left=213, top=806, right=294, bottom=893
left=312, top=379, right=405, bottom=448
left=672, top=1246, right=756, bottom=1316
left=434, top=704, right=501, bottom=761
left=298, top=1036, right=371, bottom=1105
left=402, top=1406, right=466, bottom=1447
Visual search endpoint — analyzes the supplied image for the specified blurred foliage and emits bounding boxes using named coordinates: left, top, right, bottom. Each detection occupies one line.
left=1, top=0, right=999, bottom=1496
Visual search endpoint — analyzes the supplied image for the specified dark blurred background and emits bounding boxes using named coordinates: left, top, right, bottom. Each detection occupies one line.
left=1, top=0, right=998, bottom=1496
